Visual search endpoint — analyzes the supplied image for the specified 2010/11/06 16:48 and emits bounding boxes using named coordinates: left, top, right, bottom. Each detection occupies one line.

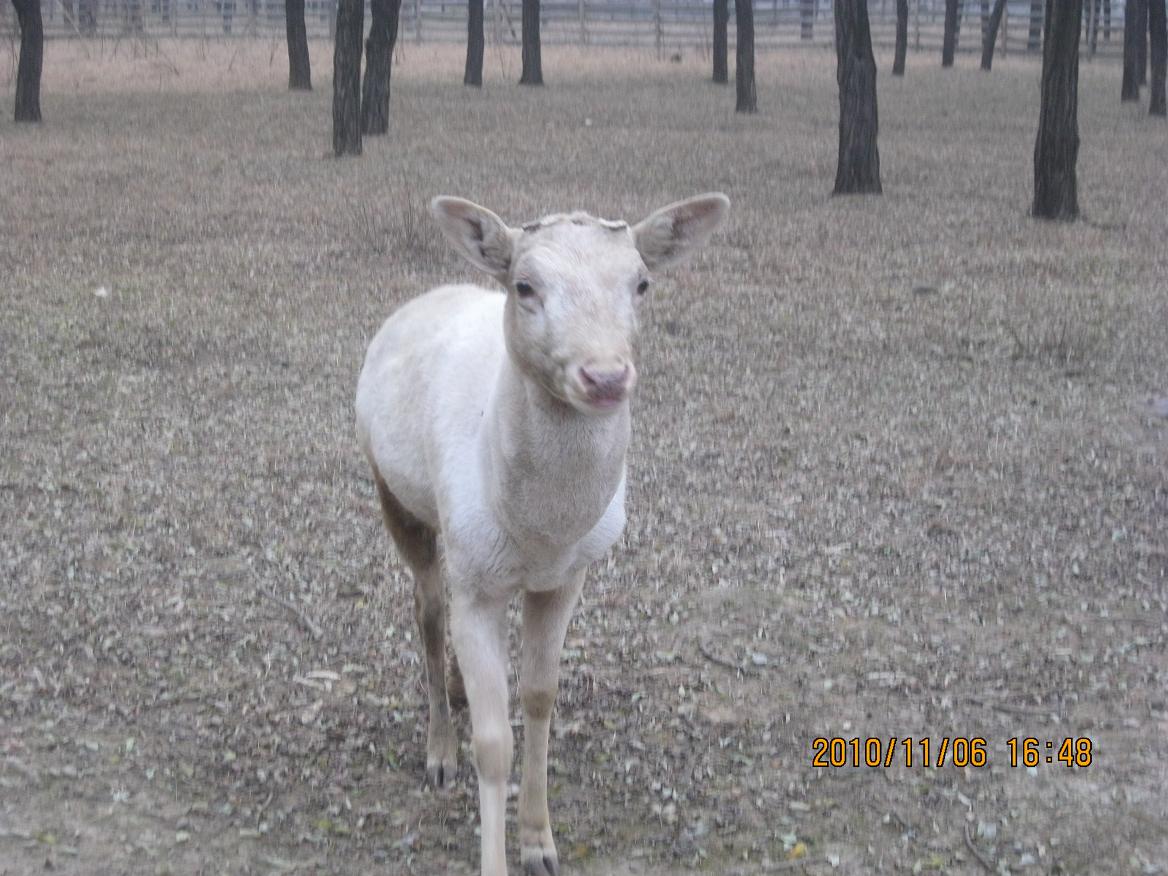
left=810, top=736, right=1095, bottom=769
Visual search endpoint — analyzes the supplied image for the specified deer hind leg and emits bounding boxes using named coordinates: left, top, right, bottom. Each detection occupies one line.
left=373, top=469, right=458, bottom=789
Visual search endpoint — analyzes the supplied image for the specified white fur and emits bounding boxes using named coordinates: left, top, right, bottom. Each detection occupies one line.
left=355, top=193, right=729, bottom=876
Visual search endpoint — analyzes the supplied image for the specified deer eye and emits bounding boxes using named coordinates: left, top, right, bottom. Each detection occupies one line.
left=636, top=279, right=650, bottom=295
left=515, top=281, right=536, bottom=299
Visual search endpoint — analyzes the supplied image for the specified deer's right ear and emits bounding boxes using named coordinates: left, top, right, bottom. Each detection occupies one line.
left=431, top=197, right=517, bottom=281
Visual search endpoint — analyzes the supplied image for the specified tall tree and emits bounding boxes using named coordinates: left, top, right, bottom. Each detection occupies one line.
left=1028, top=0, right=1042, bottom=50
left=520, top=0, right=543, bottom=85
left=465, top=0, right=484, bottom=86
left=11, top=0, right=43, bottom=122
left=893, top=0, right=908, bottom=75
left=736, top=0, right=757, bottom=112
left=362, top=0, right=402, bottom=134
left=333, top=0, right=363, bottom=156
left=1123, top=0, right=1142, bottom=100
left=981, top=0, right=1008, bottom=69
left=713, top=0, right=729, bottom=84
left=800, top=0, right=814, bottom=40
left=286, top=0, right=312, bottom=90
left=1032, top=0, right=1081, bottom=220
left=1151, top=0, right=1167, bottom=114
left=834, top=0, right=881, bottom=194
left=942, top=0, right=960, bottom=66
left=1136, top=0, right=1149, bottom=84
left=1104, top=0, right=1111, bottom=40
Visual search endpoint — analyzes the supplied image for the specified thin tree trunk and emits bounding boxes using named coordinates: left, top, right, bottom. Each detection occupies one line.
left=1032, top=0, right=1081, bottom=220
left=78, top=0, right=96, bottom=33
left=465, top=0, right=484, bottom=85
left=1150, top=0, right=1167, bottom=114
left=800, top=0, right=814, bottom=39
left=943, top=0, right=960, bottom=66
left=1103, top=0, right=1110, bottom=40
left=286, top=0, right=312, bottom=90
left=1028, top=0, right=1042, bottom=50
left=1086, top=0, right=1099, bottom=57
left=834, top=0, right=882, bottom=194
left=12, top=0, right=43, bottom=123
left=332, top=0, right=363, bottom=156
left=1123, top=0, right=1142, bottom=99
left=713, top=0, right=728, bottom=83
left=520, top=0, right=542, bottom=85
left=982, top=0, right=1007, bottom=69
left=361, top=0, right=402, bottom=135
left=736, top=0, right=758, bottom=112
left=1137, top=0, right=1149, bottom=83
left=893, top=0, right=908, bottom=74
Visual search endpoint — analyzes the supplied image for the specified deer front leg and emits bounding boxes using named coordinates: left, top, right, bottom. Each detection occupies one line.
left=518, top=572, right=584, bottom=876
left=450, top=589, right=513, bottom=876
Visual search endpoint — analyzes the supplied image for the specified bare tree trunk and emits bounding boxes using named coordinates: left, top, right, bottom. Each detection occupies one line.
left=1123, top=0, right=1142, bottom=99
left=1086, top=0, right=1099, bottom=57
left=1103, top=0, right=1111, bottom=40
left=333, top=0, right=363, bottom=156
left=800, top=0, right=814, bottom=39
left=286, top=0, right=312, bottom=90
left=893, top=0, right=908, bottom=74
left=520, top=0, right=543, bottom=85
left=1150, top=0, right=1167, bottom=114
left=713, top=0, right=728, bottom=83
left=834, top=0, right=881, bottom=194
left=465, top=0, right=484, bottom=86
left=12, top=0, right=43, bottom=123
left=736, top=0, right=758, bottom=112
left=982, top=0, right=1007, bottom=69
left=78, top=0, right=96, bottom=33
left=361, top=0, right=402, bottom=134
left=1032, top=0, right=1081, bottom=220
left=1137, top=0, right=1149, bottom=83
left=1028, top=0, right=1042, bottom=50
left=943, top=0, right=960, bottom=66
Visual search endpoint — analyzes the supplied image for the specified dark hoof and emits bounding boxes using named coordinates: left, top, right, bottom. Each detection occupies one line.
left=523, top=853, right=560, bottom=876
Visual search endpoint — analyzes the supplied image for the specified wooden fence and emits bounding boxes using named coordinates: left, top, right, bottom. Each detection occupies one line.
left=1, top=0, right=1128, bottom=60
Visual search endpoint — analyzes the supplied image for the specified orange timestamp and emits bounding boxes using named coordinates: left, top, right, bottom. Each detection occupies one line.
left=811, top=736, right=1094, bottom=769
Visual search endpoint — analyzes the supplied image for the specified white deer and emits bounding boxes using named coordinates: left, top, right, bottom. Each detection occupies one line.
left=355, top=193, right=729, bottom=876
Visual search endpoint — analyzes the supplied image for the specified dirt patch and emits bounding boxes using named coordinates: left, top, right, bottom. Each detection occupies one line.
left=2, top=41, right=1166, bottom=876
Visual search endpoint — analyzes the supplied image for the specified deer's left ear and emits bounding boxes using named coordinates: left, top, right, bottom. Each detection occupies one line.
left=431, top=196, right=518, bottom=282
left=632, top=193, right=730, bottom=271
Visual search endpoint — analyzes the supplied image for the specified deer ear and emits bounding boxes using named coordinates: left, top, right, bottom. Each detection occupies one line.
left=431, top=197, right=517, bottom=281
left=633, top=193, right=730, bottom=271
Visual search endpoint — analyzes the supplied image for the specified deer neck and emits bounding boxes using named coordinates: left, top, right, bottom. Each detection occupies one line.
left=482, top=357, right=630, bottom=549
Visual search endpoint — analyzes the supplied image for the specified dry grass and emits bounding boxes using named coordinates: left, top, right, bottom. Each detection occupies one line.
left=1, top=40, right=1167, bottom=876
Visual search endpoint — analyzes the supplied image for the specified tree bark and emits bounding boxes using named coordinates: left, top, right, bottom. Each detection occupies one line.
left=1028, top=0, right=1042, bottom=50
left=285, top=0, right=312, bottom=90
left=465, top=0, right=484, bottom=86
left=332, top=0, right=363, bottom=156
left=942, top=0, right=960, bottom=66
left=520, top=0, right=543, bottom=85
left=1103, top=0, right=1111, bottom=40
left=893, top=0, right=908, bottom=74
left=12, top=0, right=43, bottom=123
left=834, top=0, right=882, bottom=195
left=1123, top=0, right=1142, bottom=99
left=800, top=0, right=814, bottom=40
left=1032, top=0, right=1081, bottom=220
left=78, top=0, right=96, bottom=34
left=735, top=0, right=757, bottom=112
left=981, top=0, right=1007, bottom=69
left=713, top=0, right=728, bottom=83
left=361, top=0, right=402, bottom=135
left=1136, top=0, right=1149, bottom=84
left=1150, top=0, right=1167, bottom=114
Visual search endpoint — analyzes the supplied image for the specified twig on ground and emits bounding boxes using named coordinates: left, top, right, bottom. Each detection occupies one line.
left=261, top=590, right=324, bottom=641
left=696, top=639, right=758, bottom=677
left=963, top=823, right=996, bottom=874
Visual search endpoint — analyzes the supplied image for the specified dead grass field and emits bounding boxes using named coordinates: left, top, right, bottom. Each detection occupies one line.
left=2, top=39, right=1167, bottom=876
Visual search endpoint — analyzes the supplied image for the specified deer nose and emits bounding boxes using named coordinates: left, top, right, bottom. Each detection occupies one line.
left=579, top=362, right=632, bottom=401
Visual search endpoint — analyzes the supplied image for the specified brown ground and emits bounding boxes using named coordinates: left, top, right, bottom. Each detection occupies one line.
left=2, top=40, right=1166, bottom=876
